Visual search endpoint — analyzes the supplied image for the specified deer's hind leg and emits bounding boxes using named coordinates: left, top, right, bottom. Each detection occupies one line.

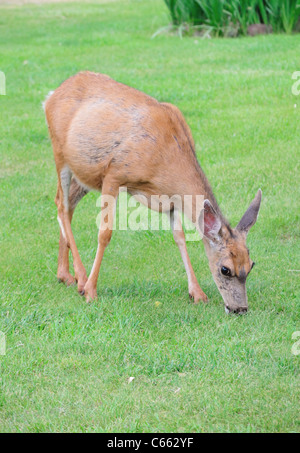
left=55, top=166, right=88, bottom=293
left=56, top=178, right=89, bottom=288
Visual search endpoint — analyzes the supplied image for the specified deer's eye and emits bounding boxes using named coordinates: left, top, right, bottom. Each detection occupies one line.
left=221, top=266, right=232, bottom=277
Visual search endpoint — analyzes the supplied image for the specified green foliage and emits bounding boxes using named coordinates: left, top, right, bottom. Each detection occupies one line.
left=164, top=0, right=203, bottom=24
left=226, top=0, right=262, bottom=35
left=263, top=0, right=300, bottom=33
left=163, top=0, right=300, bottom=35
left=196, top=0, right=229, bottom=35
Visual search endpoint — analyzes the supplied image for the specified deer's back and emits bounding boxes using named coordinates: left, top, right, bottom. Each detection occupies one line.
left=45, top=72, right=198, bottom=192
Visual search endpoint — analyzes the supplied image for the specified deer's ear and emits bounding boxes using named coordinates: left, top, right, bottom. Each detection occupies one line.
left=236, top=189, right=262, bottom=235
left=199, top=199, right=222, bottom=240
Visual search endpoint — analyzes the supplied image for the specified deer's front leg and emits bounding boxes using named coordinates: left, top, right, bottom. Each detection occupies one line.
left=83, top=180, right=119, bottom=303
left=170, top=210, right=208, bottom=304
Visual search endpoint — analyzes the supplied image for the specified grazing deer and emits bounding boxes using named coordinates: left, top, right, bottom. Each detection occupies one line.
left=44, top=71, right=261, bottom=313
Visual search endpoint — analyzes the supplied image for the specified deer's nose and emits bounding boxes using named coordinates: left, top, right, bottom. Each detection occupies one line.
left=225, top=306, right=248, bottom=315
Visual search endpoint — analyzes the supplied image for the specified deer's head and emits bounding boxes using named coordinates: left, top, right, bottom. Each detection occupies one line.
left=201, top=190, right=262, bottom=314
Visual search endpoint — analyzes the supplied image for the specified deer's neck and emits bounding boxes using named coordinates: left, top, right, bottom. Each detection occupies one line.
left=175, top=161, right=226, bottom=229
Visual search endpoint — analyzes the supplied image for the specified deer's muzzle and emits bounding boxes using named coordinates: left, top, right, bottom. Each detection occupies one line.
left=225, top=305, right=248, bottom=315
left=216, top=278, right=248, bottom=315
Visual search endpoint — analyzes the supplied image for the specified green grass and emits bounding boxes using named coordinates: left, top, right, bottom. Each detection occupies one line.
left=0, top=0, right=299, bottom=433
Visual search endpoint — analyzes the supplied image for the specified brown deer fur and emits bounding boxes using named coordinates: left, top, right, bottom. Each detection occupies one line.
left=44, top=71, right=261, bottom=313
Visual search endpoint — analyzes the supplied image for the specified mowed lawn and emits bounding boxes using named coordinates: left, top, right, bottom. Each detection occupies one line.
left=0, top=0, right=299, bottom=433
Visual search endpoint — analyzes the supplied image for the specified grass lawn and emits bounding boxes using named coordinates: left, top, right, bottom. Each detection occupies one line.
left=0, top=0, right=299, bottom=433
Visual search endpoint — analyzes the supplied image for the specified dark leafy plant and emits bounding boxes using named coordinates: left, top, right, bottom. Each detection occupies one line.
left=263, top=0, right=300, bottom=33
left=163, top=0, right=203, bottom=24
left=162, top=0, right=300, bottom=36
left=195, top=0, right=230, bottom=36
left=226, top=0, right=262, bottom=35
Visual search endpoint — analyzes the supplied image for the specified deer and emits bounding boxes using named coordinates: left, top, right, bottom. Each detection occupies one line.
left=44, top=71, right=262, bottom=313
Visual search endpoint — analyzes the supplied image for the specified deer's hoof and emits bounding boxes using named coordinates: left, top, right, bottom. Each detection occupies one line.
left=189, top=289, right=208, bottom=304
left=77, top=275, right=88, bottom=295
left=57, top=272, right=76, bottom=287
left=83, top=284, right=98, bottom=303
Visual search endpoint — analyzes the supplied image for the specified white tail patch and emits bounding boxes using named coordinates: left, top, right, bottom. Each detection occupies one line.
left=42, top=90, right=54, bottom=112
